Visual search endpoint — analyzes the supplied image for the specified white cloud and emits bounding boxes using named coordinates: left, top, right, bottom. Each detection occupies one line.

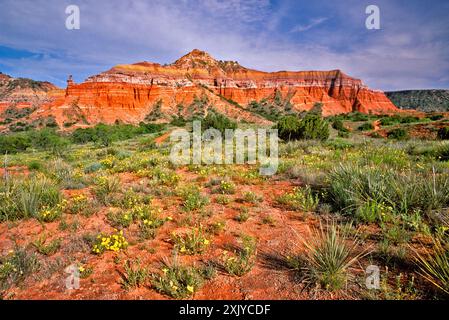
left=290, top=17, right=328, bottom=33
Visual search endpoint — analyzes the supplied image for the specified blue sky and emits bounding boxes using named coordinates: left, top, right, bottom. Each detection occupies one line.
left=0, top=0, right=448, bottom=91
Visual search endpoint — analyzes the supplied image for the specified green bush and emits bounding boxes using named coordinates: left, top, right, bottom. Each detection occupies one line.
left=429, top=114, right=444, bottom=121
left=380, top=116, right=402, bottom=126
left=388, top=128, right=409, bottom=140
left=201, top=111, right=237, bottom=134
left=71, top=123, right=164, bottom=146
left=332, top=119, right=349, bottom=133
left=277, top=113, right=329, bottom=141
left=437, top=127, right=449, bottom=140
left=357, top=122, right=375, bottom=131
left=0, top=129, right=68, bottom=154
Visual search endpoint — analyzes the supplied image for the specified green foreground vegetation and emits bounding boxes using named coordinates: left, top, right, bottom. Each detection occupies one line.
left=0, top=110, right=448, bottom=299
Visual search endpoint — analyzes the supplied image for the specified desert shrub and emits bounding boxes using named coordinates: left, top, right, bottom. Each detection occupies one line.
left=45, top=158, right=86, bottom=189
left=332, top=119, right=349, bottom=133
left=380, top=115, right=402, bottom=126
left=71, top=123, right=164, bottom=146
left=0, top=129, right=69, bottom=154
left=437, top=127, right=449, bottom=140
left=429, top=114, right=444, bottom=121
left=276, top=116, right=302, bottom=141
left=0, top=133, right=32, bottom=153
left=387, top=128, right=409, bottom=140
left=277, top=113, right=329, bottom=141
left=346, top=112, right=370, bottom=122
left=201, top=111, right=237, bottom=134
left=30, top=129, right=69, bottom=153
left=357, top=122, right=374, bottom=131
left=27, top=160, right=43, bottom=171
left=214, top=180, right=236, bottom=195
left=107, top=209, right=133, bottom=228
left=170, top=115, right=187, bottom=127
left=400, top=116, right=420, bottom=124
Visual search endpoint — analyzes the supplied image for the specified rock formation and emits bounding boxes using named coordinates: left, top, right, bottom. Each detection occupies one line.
left=0, top=49, right=399, bottom=131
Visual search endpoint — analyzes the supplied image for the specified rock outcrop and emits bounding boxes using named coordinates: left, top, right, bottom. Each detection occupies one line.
left=0, top=49, right=399, bottom=130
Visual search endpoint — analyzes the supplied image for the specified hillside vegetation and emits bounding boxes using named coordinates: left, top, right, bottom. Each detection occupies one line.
left=386, top=90, right=449, bottom=112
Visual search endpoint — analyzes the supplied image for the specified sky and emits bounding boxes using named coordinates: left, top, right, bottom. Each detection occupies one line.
left=0, top=0, right=448, bottom=91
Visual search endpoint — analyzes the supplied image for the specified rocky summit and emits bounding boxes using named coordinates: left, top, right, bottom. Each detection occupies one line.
left=0, top=50, right=398, bottom=130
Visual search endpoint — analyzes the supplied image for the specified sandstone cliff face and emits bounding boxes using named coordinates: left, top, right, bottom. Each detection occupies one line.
left=1, top=50, right=398, bottom=130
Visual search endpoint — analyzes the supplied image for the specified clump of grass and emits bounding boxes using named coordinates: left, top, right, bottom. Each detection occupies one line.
left=0, top=175, right=62, bottom=221
left=261, top=214, right=275, bottom=226
left=93, top=175, right=121, bottom=204
left=208, top=220, right=226, bottom=235
left=415, top=239, right=449, bottom=295
left=222, top=235, right=257, bottom=276
left=328, top=164, right=449, bottom=217
left=276, top=186, right=319, bottom=212
left=242, top=191, right=263, bottom=204
left=107, top=208, right=133, bottom=228
left=32, top=235, right=61, bottom=256
left=45, top=158, right=86, bottom=189
left=120, top=259, right=149, bottom=290
left=0, top=247, right=39, bottom=291
left=78, top=264, right=94, bottom=279
left=172, top=227, right=210, bottom=255
left=235, top=208, right=250, bottom=223
left=299, top=223, right=366, bottom=291
left=215, top=195, right=231, bottom=205
left=183, top=191, right=209, bottom=212
left=152, top=257, right=215, bottom=298
left=209, top=178, right=236, bottom=195
left=36, top=200, right=67, bottom=223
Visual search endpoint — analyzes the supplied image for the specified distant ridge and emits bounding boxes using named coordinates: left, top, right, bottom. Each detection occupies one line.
left=386, top=89, right=449, bottom=112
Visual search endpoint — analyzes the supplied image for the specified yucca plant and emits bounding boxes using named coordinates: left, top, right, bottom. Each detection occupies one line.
left=415, top=239, right=449, bottom=295
left=301, top=222, right=367, bottom=291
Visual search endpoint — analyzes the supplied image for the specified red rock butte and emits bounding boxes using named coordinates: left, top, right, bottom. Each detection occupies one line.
left=1, top=49, right=399, bottom=128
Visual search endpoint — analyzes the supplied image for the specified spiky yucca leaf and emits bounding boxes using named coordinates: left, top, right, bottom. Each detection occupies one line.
left=415, top=240, right=449, bottom=295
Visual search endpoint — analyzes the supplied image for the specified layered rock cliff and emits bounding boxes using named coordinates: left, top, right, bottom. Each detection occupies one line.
left=0, top=49, right=399, bottom=130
